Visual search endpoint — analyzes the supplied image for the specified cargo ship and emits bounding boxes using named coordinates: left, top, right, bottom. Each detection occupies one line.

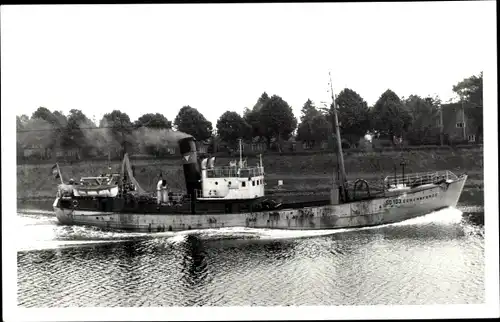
left=53, top=77, right=467, bottom=232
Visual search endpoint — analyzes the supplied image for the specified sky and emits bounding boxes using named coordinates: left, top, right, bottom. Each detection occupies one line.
left=1, top=2, right=495, bottom=128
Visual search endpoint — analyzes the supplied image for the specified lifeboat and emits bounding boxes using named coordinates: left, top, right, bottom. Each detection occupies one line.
left=72, top=175, right=121, bottom=197
left=73, top=185, right=119, bottom=197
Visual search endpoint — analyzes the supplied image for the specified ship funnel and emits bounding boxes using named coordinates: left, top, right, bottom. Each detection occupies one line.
left=178, top=137, right=202, bottom=198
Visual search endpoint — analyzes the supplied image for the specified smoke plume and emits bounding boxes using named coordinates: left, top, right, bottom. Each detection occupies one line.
left=18, top=114, right=193, bottom=157
left=17, top=118, right=54, bottom=147
left=132, top=128, right=191, bottom=154
left=80, top=118, right=120, bottom=152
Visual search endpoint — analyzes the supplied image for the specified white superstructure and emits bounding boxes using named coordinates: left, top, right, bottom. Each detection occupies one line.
left=197, top=156, right=265, bottom=200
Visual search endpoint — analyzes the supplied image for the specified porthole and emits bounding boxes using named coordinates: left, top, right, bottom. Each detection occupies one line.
left=242, top=181, right=246, bottom=187
left=215, top=182, right=218, bottom=185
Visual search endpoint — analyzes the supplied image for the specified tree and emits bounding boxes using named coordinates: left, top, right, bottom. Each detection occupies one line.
left=134, top=113, right=172, bottom=129
left=31, top=107, right=66, bottom=150
left=16, top=115, right=29, bottom=131
left=258, top=95, right=297, bottom=150
left=310, top=114, right=332, bottom=144
left=216, top=111, right=251, bottom=148
left=100, top=110, right=134, bottom=156
left=253, top=92, right=270, bottom=111
left=404, top=95, right=440, bottom=145
left=243, top=92, right=271, bottom=140
left=63, top=109, right=95, bottom=150
left=52, top=111, right=68, bottom=127
left=300, top=99, right=320, bottom=122
left=31, top=107, right=56, bottom=124
left=174, top=106, right=213, bottom=141
left=370, top=89, right=412, bottom=141
left=296, top=99, right=322, bottom=146
left=452, top=72, right=483, bottom=142
left=333, top=88, right=371, bottom=146
left=243, top=107, right=261, bottom=139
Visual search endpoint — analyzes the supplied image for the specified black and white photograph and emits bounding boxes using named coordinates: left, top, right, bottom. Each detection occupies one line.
left=2, top=2, right=498, bottom=321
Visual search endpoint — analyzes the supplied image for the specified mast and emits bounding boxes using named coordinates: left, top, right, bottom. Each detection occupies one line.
left=239, top=138, right=243, bottom=168
left=439, top=102, right=444, bottom=146
left=329, top=72, right=349, bottom=201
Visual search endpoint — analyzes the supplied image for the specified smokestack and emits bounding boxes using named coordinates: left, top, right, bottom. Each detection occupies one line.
left=178, top=137, right=202, bottom=198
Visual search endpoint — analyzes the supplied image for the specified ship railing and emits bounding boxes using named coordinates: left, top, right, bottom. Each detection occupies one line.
left=206, top=166, right=264, bottom=178
left=384, top=170, right=458, bottom=188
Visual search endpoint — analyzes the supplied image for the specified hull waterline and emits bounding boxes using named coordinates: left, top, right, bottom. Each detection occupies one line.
left=54, top=175, right=467, bottom=232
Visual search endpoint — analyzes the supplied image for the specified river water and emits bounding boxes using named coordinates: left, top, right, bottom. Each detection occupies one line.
left=16, top=189, right=485, bottom=307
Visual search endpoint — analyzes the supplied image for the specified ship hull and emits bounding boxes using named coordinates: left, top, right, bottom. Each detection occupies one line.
left=54, top=175, right=467, bottom=232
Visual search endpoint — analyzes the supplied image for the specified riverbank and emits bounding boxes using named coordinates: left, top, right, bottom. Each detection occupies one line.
left=17, top=147, right=483, bottom=200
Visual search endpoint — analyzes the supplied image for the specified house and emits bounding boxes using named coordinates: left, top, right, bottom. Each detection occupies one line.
left=195, top=140, right=210, bottom=155
left=441, top=103, right=480, bottom=144
left=17, top=130, right=54, bottom=160
left=248, top=142, right=267, bottom=153
left=54, top=147, right=81, bottom=160
left=22, top=144, right=52, bottom=159
left=213, top=137, right=267, bottom=154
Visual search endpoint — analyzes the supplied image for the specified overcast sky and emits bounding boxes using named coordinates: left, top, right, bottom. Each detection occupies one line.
left=1, top=2, right=495, bottom=127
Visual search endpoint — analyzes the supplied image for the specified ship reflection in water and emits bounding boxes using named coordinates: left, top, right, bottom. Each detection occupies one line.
left=17, top=204, right=484, bottom=307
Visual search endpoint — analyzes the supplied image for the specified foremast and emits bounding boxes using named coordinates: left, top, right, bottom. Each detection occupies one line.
left=329, top=72, right=349, bottom=202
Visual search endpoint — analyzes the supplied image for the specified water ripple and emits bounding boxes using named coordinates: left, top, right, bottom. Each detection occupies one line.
left=16, top=207, right=485, bottom=307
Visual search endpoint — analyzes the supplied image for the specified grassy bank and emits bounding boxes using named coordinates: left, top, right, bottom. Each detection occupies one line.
left=17, top=147, right=483, bottom=200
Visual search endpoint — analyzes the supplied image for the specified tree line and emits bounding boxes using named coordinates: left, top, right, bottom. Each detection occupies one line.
left=16, top=72, right=483, bottom=159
